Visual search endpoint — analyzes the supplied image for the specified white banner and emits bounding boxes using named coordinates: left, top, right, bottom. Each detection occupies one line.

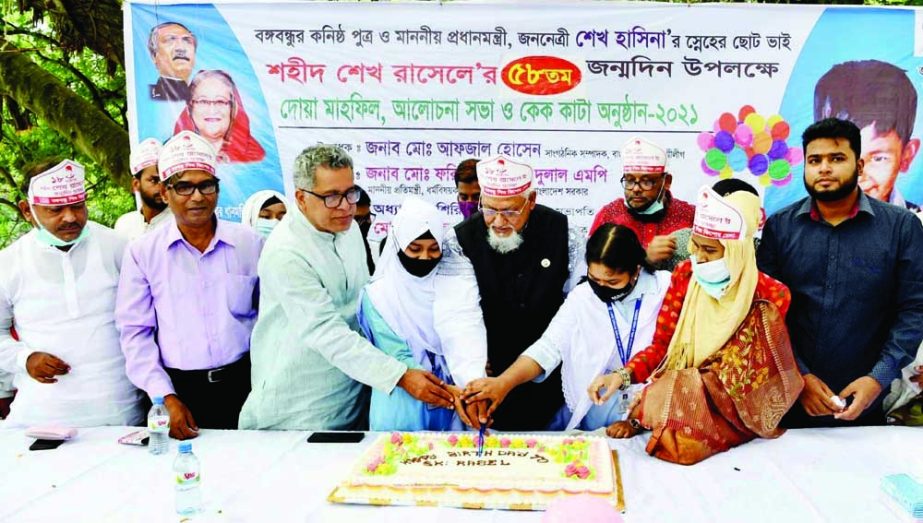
left=126, top=1, right=923, bottom=237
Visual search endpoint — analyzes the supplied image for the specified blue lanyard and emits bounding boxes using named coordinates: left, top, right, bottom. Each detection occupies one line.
left=607, top=298, right=642, bottom=367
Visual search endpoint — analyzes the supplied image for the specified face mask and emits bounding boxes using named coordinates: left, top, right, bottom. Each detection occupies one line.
left=458, top=200, right=478, bottom=219
left=397, top=250, right=439, bottom=278
left=587, top=275, right=636, bottom=303
left=631, top=181, right=666, bottom=215
left=30, top=203, right=90, bottom=248
left=691, top=257, right=731, bottom=299
left=254, top=218, right=279, bottom=238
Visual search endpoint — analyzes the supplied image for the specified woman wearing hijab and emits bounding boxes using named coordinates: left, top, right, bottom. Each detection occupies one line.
left=174, top=69, right=265, bottom=163
left=588, top=179, right=803, bottom=465
left=357, top=196, right=461, bottom=431
left=242, top=190, right=287, bottom=238
left=461, top=224, right=670, bottom=434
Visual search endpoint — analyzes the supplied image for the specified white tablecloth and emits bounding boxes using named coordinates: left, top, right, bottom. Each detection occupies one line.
left=0, top=426, right=919, bottom=522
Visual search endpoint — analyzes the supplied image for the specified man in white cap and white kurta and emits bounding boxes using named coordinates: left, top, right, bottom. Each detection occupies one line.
left=0, top=158, right=144, bottom=426
left=116, top=131, right=263, bottom=440
left=590, top=137, right=695, bottom=271
left=113, top=138, right=173, bottom=240
left=434, top=155, right=584, bottom=430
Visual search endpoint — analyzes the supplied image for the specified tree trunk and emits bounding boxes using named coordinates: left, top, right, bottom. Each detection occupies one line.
left=0, top=37, right=129, bottom=187
left=20, top=0, right=125, bottom=69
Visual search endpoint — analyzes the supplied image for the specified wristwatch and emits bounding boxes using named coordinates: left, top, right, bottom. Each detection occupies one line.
left=629, top=417, right=642, bottom=430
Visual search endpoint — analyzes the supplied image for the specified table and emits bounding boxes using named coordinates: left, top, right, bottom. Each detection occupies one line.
left=0, top=426, right=919, bottom=522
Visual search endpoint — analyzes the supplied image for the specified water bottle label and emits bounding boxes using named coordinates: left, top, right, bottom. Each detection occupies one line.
left=149, top=416, right=170, bottom=433
left=176, top=471, right=201, bottom=485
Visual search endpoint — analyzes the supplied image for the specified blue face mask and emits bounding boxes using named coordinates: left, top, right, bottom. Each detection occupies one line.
left=691, top=256, right=731, bottom=299
left=633, top=182, right=666, bottom=215
left=254, top=218, right=279, bottom=238
left=30, top=204, right=90, bottom=248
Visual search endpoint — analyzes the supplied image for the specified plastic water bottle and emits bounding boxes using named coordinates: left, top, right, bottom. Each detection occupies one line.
left=147, top=396, right=169, bottom=455
left=174, top=442, right=202, bottom=516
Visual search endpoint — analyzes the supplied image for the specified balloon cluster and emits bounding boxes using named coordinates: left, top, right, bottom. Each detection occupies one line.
left=697, top=105, right=803, bottom=187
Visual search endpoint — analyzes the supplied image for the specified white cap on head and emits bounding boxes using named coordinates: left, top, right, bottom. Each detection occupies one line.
left=692, top=186, right=746, bottom=241
left=28, top=160, right=86, bottom=206
left=130, top=138, right=162, bottom=176
left=622, top=137, right=666, bottom=174
left=391, top=196, right=446, bottom=250
left=476, top=155, right=533, bottom=198
left=158, top=131, right=217, bottom=182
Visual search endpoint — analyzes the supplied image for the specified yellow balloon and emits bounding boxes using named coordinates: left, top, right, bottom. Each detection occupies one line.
left=759, top=175, right=772, bottom=187
left=719, top=166, right=733, bottom=179
left=745, top=113, right=767, bottom=133
left=767, top=114, right=784, bottom=128
left=752, top=132, right=772, bottom=154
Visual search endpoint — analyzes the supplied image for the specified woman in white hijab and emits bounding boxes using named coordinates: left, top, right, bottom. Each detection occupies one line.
left=357, top=196, right=461, bottom=431
left=241, top=190, right=287, bottom=238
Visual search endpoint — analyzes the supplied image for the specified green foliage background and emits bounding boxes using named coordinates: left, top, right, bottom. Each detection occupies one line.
left=0, top=9, right=132, bottom=247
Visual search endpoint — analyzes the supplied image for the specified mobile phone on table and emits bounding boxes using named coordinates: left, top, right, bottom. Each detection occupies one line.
left=29, top=439, right=66, bottom=451
left=307, top=432, right=365, bottom=443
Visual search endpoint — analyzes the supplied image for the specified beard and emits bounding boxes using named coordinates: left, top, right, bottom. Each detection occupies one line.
left=140, top=190, right=168, bottom=212
left=804, top=169, right=859, bottom=202
left=487, top=228, right=524, bottom=254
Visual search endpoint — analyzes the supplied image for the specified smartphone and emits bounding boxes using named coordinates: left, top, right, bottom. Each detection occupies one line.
left=307, top=432, right=365, bottom=443
left=29, top=439, right=66, bottom=451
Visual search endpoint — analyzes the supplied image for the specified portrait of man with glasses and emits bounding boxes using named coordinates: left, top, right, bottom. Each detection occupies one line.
left=589, top=137, right=696, bottom=271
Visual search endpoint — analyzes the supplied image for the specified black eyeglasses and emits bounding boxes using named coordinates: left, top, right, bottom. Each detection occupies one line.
left=620, top=176, right=661, bottom=191
left=167, top=179, right=219, bottom=196
left=301, top=187, right=361, bottom=209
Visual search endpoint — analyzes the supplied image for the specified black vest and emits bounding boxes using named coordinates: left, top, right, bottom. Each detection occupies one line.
left=455, top=204, right=569, bottom=430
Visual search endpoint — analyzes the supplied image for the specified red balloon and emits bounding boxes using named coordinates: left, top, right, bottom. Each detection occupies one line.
left=771, top=121, right=790, bottom=140
left=718, top=113, right=737, bottom=133
left=738, top=105, right=756, bottom=122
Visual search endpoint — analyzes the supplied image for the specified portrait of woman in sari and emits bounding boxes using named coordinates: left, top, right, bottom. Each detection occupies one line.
left=174, top=69, right=265, bottom=164
left=590, top=179, right=804, bottom=465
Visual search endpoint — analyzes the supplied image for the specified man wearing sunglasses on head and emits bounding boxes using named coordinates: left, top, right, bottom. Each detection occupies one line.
left=238, top=144, right=455, bottom=431
left=433, top=155, right=586, bottom=431
left=116, top=131, right=264, bottom=440
left=590, top=137, right=695, bottom=270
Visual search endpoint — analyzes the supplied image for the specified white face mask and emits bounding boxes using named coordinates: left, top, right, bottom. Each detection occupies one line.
left=254, top=218, right=279, bottom=238
left=29, top=203, right=90, bottom=249
left=691, top=256, right=731, bottom=299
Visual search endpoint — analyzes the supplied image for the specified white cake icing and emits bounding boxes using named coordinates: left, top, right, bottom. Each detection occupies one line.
left=346, top=432, right=614, bottom=494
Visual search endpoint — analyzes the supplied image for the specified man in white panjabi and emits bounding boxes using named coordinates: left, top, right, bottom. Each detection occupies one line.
left=0, top=159, right=144, bottom=426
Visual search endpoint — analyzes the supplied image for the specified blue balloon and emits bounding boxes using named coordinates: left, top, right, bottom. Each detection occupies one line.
left=749, top=154, right=769, bottom=175
left=768, top=140, right=789, bottom=160
left=714, top=131, right=735, bottom=153
left=728, top=147, right=748, bottom=172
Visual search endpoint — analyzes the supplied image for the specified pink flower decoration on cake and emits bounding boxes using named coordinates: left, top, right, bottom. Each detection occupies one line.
left=563, top=438, right=573, bottom=445
left=473, top=435, right=482, bottom=447
left=526, top=439, right=537, bottom=448
left=565, top=463, right=577, bottom=477
left=576, top=466, right=590, bottom=479
left=447, top=434, right=459, bottom=446
left=500, top=438, right=511, bottom=448
left=390, top=432, right=403, bottom=445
